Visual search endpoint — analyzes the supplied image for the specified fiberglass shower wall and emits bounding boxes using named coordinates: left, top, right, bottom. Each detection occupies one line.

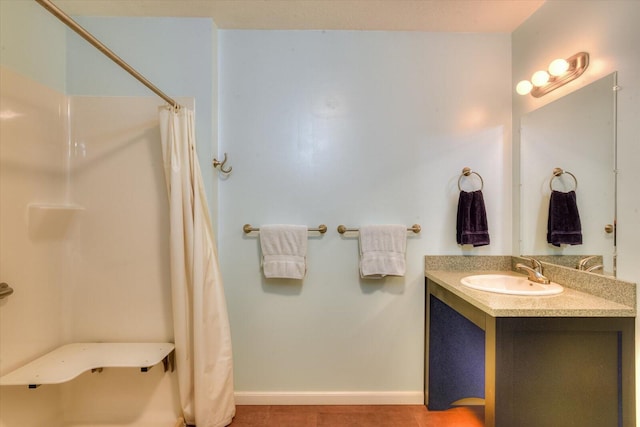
left=1, top=2, right=216, bottom=426
left=0, top=56, right=70, bottom=427
left=0, top=2, right=70, bottom=425
left=60, top=95, right=180, bottom=426
left=0, top=77, right=181, bottom=426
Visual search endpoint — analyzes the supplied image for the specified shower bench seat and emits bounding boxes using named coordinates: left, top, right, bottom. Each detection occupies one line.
left=0, top=342, right=175, bottom=388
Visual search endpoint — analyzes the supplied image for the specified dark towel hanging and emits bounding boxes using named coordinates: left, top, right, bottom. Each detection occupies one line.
left=456, top=190, right=490, bottom=247
left=547, top=190, right=582, bottom=246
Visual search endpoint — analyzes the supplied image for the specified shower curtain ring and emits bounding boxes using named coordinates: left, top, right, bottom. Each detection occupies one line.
left=212, top=153, right=233, bottom=174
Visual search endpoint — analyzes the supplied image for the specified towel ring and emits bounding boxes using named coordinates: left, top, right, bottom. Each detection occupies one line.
left=550, top=167, right=578, bottom=191
left=457, top=167, right=484, bottom=191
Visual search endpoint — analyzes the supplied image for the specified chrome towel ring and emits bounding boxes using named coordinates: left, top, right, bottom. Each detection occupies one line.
left=550, top=167, right=578, bottom=191
left=457, top=167, right=484, bottom=191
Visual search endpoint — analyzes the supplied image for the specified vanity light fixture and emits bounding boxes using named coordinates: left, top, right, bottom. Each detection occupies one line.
left=516, top=52, right=589, bottom=98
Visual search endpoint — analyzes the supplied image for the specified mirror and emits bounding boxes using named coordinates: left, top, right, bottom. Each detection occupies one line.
left=519, top=72, right=617, bottom=276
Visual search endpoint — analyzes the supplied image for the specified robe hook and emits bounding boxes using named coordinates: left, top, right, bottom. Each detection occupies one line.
left=212, top=153, right=232, bottom=174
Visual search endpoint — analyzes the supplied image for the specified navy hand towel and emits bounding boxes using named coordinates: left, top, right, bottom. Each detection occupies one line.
left=547, top=190, right=582, bottom=246
left=456, top=190, right=490, bottom=247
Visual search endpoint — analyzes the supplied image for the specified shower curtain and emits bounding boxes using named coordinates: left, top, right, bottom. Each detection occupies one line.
left=158, top=106, right=235, bottom=427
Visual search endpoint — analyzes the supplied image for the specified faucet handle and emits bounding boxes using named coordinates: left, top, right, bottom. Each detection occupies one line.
left=526, top=257, right=543, bottom=272
left=515, top=262, right=550, bottom=284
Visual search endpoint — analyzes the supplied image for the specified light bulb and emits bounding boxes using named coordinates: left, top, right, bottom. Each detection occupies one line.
left=516, top=80, right=533, bottom=95
left=531, top=70, right=550, bottom=86
left=548, top=58, right=570, bottom=76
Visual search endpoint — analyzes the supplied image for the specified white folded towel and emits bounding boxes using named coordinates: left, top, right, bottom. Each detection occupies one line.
left=359, top=224, right=407, bottom=279
left=260, top=224, right=308, bottom=279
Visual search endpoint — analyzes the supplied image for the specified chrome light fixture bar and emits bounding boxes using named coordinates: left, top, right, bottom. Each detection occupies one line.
left=516, top=52, right=590, bottom=98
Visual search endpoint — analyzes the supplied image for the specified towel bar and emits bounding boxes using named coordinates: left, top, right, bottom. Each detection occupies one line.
left=337, top=224, right=421, bottom=234
left=243, top=224, right=327, bottom=234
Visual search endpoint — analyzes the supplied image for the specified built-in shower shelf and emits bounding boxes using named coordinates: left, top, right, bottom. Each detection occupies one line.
left=28, top=203, right=85, bottom=211
left=28, top=203, right=85, bottom=240
left=0, top=342, right=175, bottom=388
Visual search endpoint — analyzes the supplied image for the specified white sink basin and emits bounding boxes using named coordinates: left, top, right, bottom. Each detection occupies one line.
left=460, top=274, right=563, bottom=296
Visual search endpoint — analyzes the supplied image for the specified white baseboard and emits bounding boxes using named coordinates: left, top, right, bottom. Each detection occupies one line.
left=234, top=391, right=424, bottom=406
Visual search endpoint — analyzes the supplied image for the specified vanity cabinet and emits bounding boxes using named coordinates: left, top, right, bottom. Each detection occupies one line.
left=425, top=278, right=635, bottom=427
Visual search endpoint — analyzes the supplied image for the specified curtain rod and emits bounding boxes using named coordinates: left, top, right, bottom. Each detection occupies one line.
left=34, top=0, right=181, bottom=109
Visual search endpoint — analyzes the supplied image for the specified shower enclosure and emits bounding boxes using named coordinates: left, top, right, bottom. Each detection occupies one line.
left=0, top=1, right=218, bottom=425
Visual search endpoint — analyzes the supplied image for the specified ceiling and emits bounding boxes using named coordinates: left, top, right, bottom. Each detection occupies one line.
left=54, top=0, right=545, bottom=33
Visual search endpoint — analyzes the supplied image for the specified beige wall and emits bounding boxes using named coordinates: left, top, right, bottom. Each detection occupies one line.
left=61, top=96, right=181, bottom=426
left=0, top=66, right=68, bottom=427
left=0, top=68, right=183, bottom=427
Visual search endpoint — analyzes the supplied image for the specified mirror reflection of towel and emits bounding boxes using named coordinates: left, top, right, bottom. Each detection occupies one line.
left=547, top=190, right=582, bottom=247
left=456, top=190, right=490, bottom=247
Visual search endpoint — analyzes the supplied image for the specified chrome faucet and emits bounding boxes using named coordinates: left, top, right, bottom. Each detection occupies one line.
left=516, top=258, right=550, bottom=284
left=585, top=264, right=604, bottom=273
left=577, top=255, right=600, bottom=271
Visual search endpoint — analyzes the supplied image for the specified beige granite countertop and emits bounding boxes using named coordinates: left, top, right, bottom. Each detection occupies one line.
left=426, top=269, right=636, bottom=317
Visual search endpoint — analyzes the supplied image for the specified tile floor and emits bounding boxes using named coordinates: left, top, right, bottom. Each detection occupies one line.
left=228, top=405, right=484, bottom=426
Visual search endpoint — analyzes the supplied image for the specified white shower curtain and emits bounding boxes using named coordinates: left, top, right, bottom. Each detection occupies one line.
left=158, top=106, right=235, bottom=427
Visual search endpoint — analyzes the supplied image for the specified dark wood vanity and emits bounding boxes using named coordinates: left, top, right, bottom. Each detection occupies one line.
left=425, top=267, right=635, bottom=427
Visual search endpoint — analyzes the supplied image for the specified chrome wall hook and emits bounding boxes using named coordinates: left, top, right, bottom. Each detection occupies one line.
left=212, top=153, right=232, bottom=174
